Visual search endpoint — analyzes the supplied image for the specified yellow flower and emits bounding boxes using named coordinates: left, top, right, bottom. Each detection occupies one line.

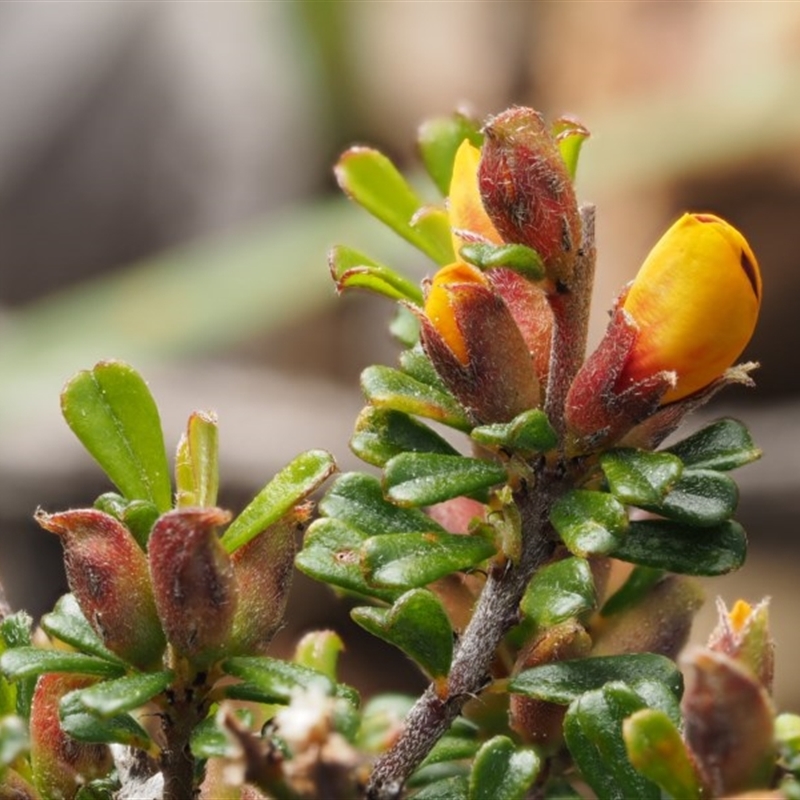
left=621, top=213, right=761, bottom=403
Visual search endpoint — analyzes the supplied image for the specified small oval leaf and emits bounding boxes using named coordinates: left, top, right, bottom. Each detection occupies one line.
left=418, top=113, right=483, bottom=196
left=469, top=736, right=540, bottom=800
left=520, top=557, right=596, bottom=629
left=664, top=417, right=761, bottom=471
left=509, top=653, right=682, bottom=704
left=361, top=365, right=471, bottom=431
left=61, top=361, right=172, bottom=512
left=329, top=245, right=424, bottom=305
left=550, top=490, right=628, bottom=557
left=351, top=589, right=453, bottom=679
left=654, top=469, right=738, bottom=526
left=610, top=519, right=747, bottom=576
left=384, top=453, right=507, bottom=507
left=362, top=531, right=496, bottom=588
left=65, top=671, right=173, bottom=717
left=600, top=449, right=683, bottom=507
left=351, top=408, right=459, bottom=468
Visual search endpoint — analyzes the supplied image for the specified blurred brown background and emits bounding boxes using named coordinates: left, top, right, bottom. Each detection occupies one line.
left=1, top=2, right=798, bottom=705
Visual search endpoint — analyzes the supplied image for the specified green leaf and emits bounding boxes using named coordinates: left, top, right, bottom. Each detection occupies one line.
left=362, top=531, right=496, bottom=588
left=64, top=671, right=173, bottom=717
left=653, top=469, right=739, bottom=526
left=0, top=613, right=32, bottom=717
left=469, top=736, right=540, bottom=800
left=600, top=566, right=664, bottom=617
left=357, top=694, right=415, bottom=753
left=471, top=409, right=558, bottom=454
left=296, top=518, right=401, bottom=602
left=61, top=361, right=172, bottom=512
left=521, top=557, right=596, bottom=628
left=319, top=472, right=446, bottom=534
left=418, top=112, right=483, bottom=196
left=600, top=449, right=683, bottom=507
left=175, top=410, right=219, bottom=509
left=412, top=775, right=469, bottom=799
left=60, top=691, right=151, bottom=748
left=335, top=147, right=452, bottom=265
left=121, top=500, right=159, bottom=548
left=509, top=653, right=683, bottom=704
left=412, top=206, right=456, bottom=265
left=294, top=631, right=345, bottom=682
left=221, top=656, right=335, bottom=704
left=351, top=589, right=453, bottom=679
left=391, top=305, right=422, bottom=348
left=459, top=243, right=545, bottom=281
left=422, top=725, right=481, bottom=767
left=611, top=519, right=747, bottom=575
left=384, top=453, right=507, bottom=507
left=564, top=682, right=659, bottom=800
left=623, top=708, right=704, bottom=799
left=351, top=407, right=459, bottom=468
left=550, top=491, right=628, bottom=557
left=329, top=245, right=424, bottom=305
left=221, top=449, right=335, bottom=553
left=776, top=713, right=800, bottom=773
left=552, top=117, right=591, bottom=181
left=0, top=648, right=125, bottom=681
left=40, top=594, right=125, bottom=665
left=664, top=417, right=761, bottom=471
left=361, top=365, right=472, bottom=431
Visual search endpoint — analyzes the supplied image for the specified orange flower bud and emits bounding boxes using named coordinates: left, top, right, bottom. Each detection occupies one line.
left=36, top=509, right=166, bottom=669
left=565, top=213, right=760, bottom=451
left=620, top=213, right=761, bottom=404
left=420, top=263, right=540, bottom=423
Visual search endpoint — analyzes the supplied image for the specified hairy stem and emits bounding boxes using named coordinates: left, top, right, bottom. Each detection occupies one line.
left=365, top=209, right=597, bottom=799
left=366, top=476, right=559, bottom=799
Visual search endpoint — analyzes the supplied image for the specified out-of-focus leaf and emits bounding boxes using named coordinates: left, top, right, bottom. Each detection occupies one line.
left=411, top=206, right=455, bottom=264
left=221, top=449, right=335, bottom=553
left=357, top=694, right=415, bottom=754
left=294, top=631, right=345, bottom=682
left=469, top=735, right=541, bottom=800
left=64, top=671, right=173, bottom=718
left=351, top=589, right=453, bottom=679
left=383, top=453, right=507, bottom=507
left=40, top=594, right=125, bottom=665
left=509, top=653, right=682, bottom=704
left=351, top=407, right=459, bottom=468
left=362, top=531, right=496, bottom=588
left=418, top=113, right=482, bottom=196
left=550, top=490, right=628, bottom=557
left=459, top=242, right=545, bottom=281
left=564, top=682, right=660, bottom=800
left=521, top=557, right=596, bottom=629
left=391, top=306, right=422, bottom=348
left=0, top=648, right=125, bottom=681
left=61, top=361, right=172, bottom=512
left=175, top=411, right=219, bottom=509
left=335, top=147, right=452, bottom=265
left=611, top=519, right=747, bottom=576
left=329, top=245, right=424, bottom=305
left=600, top=449, right=682, bottom=507
left=318, top=472, right=445, bottom=535
left=411, top=775, right=469, bottom=799
left=0, top=715, right=27, bottom=767
left=361, top=365, right=472, bottom=431
left=296, top=518, right=401, bottom=603
left=221, top=656, right=334, bottom=704
left=664, top=417, right=761, bottom=471
left=623, top=708, right=705, bottom=799
left=471, top=409, right=558, bottom=454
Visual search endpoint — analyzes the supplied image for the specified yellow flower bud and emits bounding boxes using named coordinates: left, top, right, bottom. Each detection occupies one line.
left=621, top=213, right=761, bottom=403
left=423, top=262, right=489, bottom=365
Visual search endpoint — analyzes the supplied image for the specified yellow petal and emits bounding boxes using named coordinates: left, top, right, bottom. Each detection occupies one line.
left=448, top=139, right=503, bottom=258
left=424, top=262, right=488, bottom=364
left=623, top=213, right=761, bottom=403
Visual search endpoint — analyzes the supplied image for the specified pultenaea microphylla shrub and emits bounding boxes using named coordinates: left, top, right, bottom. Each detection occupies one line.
left=0, top=105, right=798, bottom=800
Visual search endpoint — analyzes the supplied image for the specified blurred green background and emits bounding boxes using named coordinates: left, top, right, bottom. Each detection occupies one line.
left=1, top=1, right=799, bottom=703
